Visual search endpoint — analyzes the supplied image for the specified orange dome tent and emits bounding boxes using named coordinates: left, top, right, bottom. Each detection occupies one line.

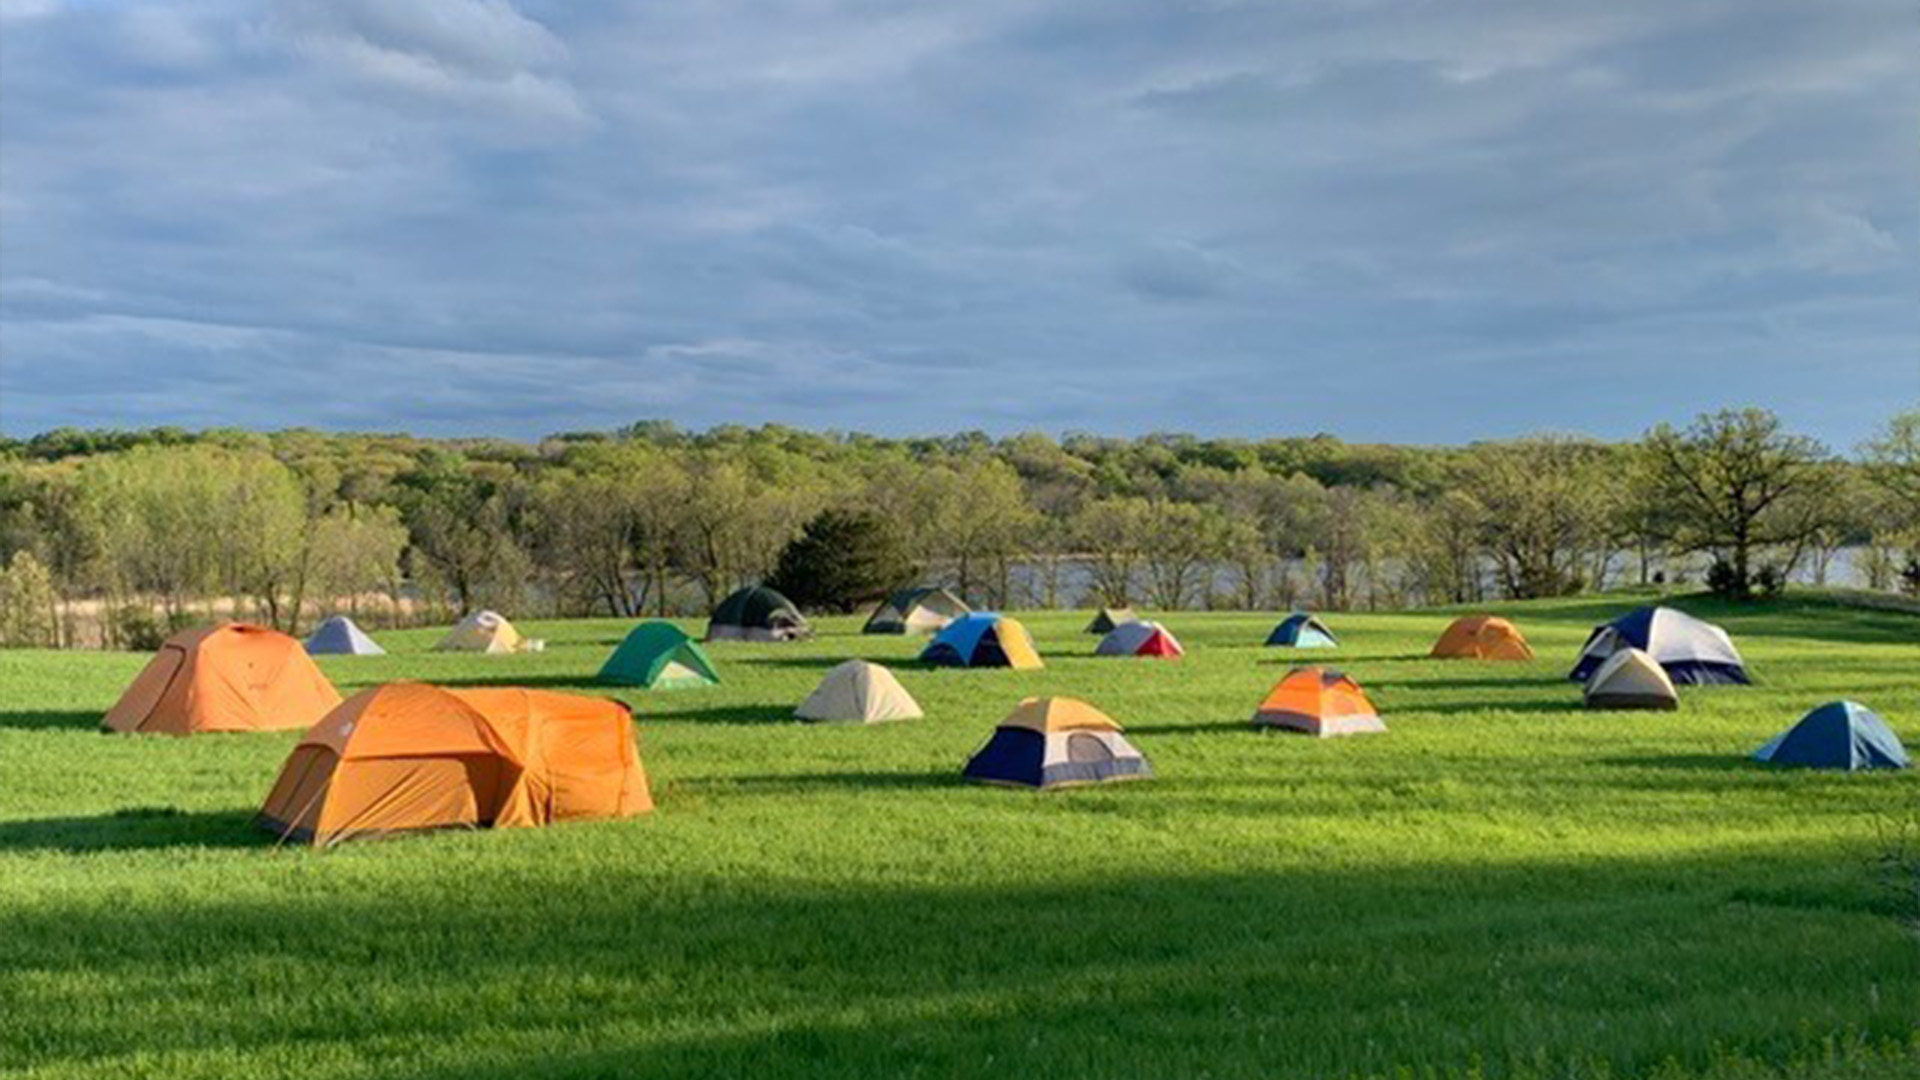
left=1252, top=667, right=1386, bottom=736
left=102, top=623, right=342, bottom=736
left=1429, top=615, right=1534, bottom=662
left=258, top=683, right=652, bottom=847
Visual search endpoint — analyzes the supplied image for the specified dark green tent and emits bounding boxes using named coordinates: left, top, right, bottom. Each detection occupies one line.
left=599, top=622, right=720, bottom=688
left=707, top=586, right=811, bottom=642
left=1084, top=607, right=1138, bottom=634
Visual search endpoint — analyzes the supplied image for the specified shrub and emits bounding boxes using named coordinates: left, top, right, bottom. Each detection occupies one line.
left=767, top=508, right=914, bottom=614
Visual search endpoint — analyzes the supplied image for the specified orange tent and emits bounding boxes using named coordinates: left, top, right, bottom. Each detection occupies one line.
left=1429, top=615, right=1534, bottom=662
left=1253, top=667, right=1386, bottom=736
left=102, top=623, right=342, bottom=736
left=258, top=683, right=652, bottom=847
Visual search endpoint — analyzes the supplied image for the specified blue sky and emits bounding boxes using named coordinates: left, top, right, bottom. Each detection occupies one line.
left=1, top=0, right=1915, bottom=447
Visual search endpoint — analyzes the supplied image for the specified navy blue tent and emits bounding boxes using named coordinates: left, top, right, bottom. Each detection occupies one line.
left=1266, top=613, right=1337, bottom=648
left=1569, top=607, right=1749, bottom=685
left=1755, top=701, right=1909, bottom=771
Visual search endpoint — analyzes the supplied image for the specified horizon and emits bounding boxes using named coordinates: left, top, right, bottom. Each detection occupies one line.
left=3, top=1, right=1917, bottom=448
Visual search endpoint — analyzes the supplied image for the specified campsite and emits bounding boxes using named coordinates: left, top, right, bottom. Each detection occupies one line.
left=1, top=593, right=1914, bottom=1079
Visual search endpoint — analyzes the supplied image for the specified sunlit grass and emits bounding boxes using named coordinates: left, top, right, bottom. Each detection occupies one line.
left=0, top=594, right=1915, bottom=1079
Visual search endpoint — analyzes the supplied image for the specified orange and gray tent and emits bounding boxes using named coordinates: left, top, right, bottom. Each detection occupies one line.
left=863, top=586, right=969, bottom=635
left=794, top=660, right=923, bottom=723
left=1252, top=667, right=1385, bottom=736
left=707, top=586, right=811, bottom=642
left=1430, top=615, right=1534, bottom=661
left=962, top=697, right=1151, bottom=788
left=1094, top=620, right=1184, bottom=658
left=435, top=610, right=527, bottom=654
left=1084, top=607, right=1137, bottom=634
left=921, top=613, right=1044, bottom=669
left=257, top=683, right=652, bottom=847
left=102, top=623, right=342, bottom=736
left=1582, top=648, right=1678, bottom=710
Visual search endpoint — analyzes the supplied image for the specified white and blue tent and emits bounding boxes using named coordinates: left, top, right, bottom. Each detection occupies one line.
left=1266, top=613, right=1337, bottom=648
left=1568, top=607, right=1748, bottom=686
left=304, top=615, right=385, bottom=656
left=1755, top=702, right=1909, bottom=771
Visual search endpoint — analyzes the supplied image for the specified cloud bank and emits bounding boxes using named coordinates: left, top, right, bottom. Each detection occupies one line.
left=1, top=0, right=1914, bottom=444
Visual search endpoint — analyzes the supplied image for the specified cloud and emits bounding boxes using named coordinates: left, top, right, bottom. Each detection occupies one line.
left=0, top=0, right=1914, bottom=445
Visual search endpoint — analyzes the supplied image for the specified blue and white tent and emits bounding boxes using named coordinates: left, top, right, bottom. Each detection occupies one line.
left=1755, top=701, right=1908, bottom=771
left=1266, top=613, right=1337, bottom=648
left=1568, top=607, right=1748, bottom=685
left=304, top=615, right=385, bottom=656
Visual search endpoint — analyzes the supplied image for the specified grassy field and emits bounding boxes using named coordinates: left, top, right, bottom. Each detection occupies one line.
left=1, top=593, right=1916, bottom=1079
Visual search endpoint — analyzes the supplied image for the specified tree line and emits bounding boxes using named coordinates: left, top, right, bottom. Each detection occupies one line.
left=0, top=407, right=1915, bottom=648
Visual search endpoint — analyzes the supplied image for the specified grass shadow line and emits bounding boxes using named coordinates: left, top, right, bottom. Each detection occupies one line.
left=0, top=807, right=268, bottom=853
left=0, top=709, right=100, bottom=732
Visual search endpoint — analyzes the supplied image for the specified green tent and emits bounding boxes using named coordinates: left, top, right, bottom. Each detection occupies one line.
left=598, top=622, right=720, bottom=688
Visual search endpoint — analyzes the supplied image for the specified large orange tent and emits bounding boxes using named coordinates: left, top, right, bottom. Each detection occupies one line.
left=1429, top=615, right=1535, bottom=662
left=257, top=683, right=652, bottom=847
left=1252, top=667, right=1385, bottom=736
left=102, top=623, right=342, bottom=736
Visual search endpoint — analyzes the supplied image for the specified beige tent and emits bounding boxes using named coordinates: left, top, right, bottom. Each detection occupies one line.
left=1583, top=647, right=1678, bottom=710
left=434, top=610, right=538, bottom=654
left=794, top=660, right=923, bottom=724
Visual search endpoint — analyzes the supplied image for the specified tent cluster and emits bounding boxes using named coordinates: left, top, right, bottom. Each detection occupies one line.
left=89, top=583, right=1910, bottom=857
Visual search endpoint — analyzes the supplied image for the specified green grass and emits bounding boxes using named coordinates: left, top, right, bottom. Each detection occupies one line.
left=1, top=594, right=1916, bottom=1079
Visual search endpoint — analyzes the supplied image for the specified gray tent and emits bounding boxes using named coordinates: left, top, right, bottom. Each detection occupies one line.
left=863, top=587, right=969, bottom=635
left=304, top=615, right=385, bottom=656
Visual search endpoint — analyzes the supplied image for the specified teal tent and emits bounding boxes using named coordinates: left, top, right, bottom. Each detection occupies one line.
left=599, top=622, right=720, bottom=688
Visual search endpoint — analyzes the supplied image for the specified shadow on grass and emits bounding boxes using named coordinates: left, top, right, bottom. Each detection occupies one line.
left=1595, top=754, right=1764, bottom=772
left=731, top=655, right=882, bottom=671
left=429, top=672, right=620, bottom=691
left=1124, top=719, right=1257, bottom=736
left=1366, top=674, right=1568, bottom=691
left=639, top=703, right=796, bottom=726
left=682, top=770, right=961, bottom=795
left=5, top=849, right=1913, bottom=1080
left=0, top=709, right=99, bottom=732
left=1403, top=701, right=1585, bottom=718
left=0, top=807, right=267, bottom=853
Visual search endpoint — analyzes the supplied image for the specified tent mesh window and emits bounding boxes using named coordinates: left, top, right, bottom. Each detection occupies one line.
left=1066, top=733, right=1115, bottom=764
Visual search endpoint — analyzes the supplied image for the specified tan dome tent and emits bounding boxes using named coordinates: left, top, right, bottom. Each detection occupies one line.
left=1582, top=648, right=1678, bottom=710
left=258, top=683, right=652, bottom=847
left=794, top=660, right=923, bottom=723
left=863, top=587, right=969, bottom=635
left=1430, top=615, right=1534, bottom=661
left=435, top=610, right=537, bottom=654
left=103, top=624, right=342, bottom=736
left=1084, top=607, right=1138, bottom=634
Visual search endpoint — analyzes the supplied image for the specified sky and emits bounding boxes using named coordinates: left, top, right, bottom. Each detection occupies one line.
left=0, top=0, right=1915, bottom=448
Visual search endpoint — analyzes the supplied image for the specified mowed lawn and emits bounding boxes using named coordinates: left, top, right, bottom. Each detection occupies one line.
left=1, top=595, right=1916, bottom=1080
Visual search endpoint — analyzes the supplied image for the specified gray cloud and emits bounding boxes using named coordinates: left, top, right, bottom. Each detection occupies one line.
left=0, top=0, right=1914, bottom=444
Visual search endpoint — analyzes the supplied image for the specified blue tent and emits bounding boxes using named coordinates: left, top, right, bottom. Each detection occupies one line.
left=1266, top=613, right=1337, bottom=648
left=304, top=615, right=385, bottom=656
left=920, top=613, right=1043, bottom=669
left=1568, top=606, right=1749, bottom=685
left=1754, top=701, right=1909, bottom=771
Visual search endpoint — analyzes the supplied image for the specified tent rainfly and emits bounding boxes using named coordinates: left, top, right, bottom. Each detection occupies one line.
left=1754, top=701, right=1909, bottom=771
left=1266, top=613, right=1337, bottom=648
left=1094, top=620, right=1184, bottom=658
left=598, top=622, right=719, bottom=689
left=1569, top=607, right=1749, bottom=686
left=1084, top=607, right=1138, bottom=634
left=104, top=623, right=342, bottom=736
left=1582, top=648, right=1678, bottom=710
